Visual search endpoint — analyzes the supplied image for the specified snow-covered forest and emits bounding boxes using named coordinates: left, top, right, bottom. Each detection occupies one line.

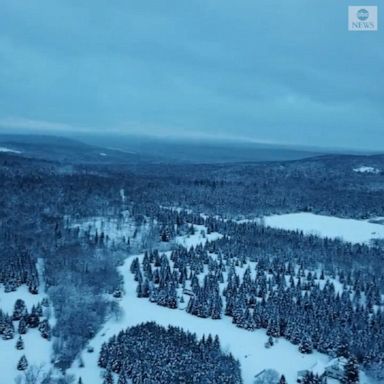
left=1, top=143, right=384, bottom=384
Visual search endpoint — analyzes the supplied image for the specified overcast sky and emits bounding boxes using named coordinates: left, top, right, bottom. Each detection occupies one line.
left=0, top=1, right=382, bottom=150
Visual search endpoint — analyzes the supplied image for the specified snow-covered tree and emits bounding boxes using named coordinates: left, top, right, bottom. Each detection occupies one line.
left=17, top=355, right=28, bottom=371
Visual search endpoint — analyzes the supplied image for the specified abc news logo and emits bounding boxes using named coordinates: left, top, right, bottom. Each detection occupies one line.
left=349, top=6, right=378, bottom=31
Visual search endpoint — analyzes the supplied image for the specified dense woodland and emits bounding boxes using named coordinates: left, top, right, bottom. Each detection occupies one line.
left=0, top=148, right=384, bottom=382
left=131, top=240, right=384, bottom=369
left=98, top=322, right=242, bottom=384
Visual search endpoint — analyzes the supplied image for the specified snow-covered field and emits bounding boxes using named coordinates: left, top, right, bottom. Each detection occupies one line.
left=238, top=213, right=384, bottom=244
left=0, top=260, right=54, bottom=384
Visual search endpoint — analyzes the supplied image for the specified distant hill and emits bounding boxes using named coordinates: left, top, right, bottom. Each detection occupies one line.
left=75, top=133, right=325, bottom=163
left=1, top=133, right=380, bottom=165
left=0, top=134, right=161, bottom=164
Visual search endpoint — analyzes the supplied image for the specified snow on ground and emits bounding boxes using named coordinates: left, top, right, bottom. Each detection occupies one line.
left=68, top=226, right=354, bottom=384
left=237, top=213, right=384, bottom=244
left=0, top=259, right=54, bottom=383
left=0, top=285, right=45, bottom=315
left=0, top=146, right=21, bottom=154
left=160, top=205, right=193, bottom=214
left=67, top=213, right=137, bottom=243
left=0, top=328, right=52, bottom=383
left=66, top=223, right=376, bottom=384
left=69, top=253, right=332, bottom=384
left=353, top=166, right=380, bottom=174
left=175, top=224, right=222, bottom=250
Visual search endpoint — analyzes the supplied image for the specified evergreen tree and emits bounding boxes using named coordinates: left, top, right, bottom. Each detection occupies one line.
left=343, top=356, right=359, bottom=384
left=17, top=355, right=28, bottom=371
left=103, top=370, right=114, bottom=384
left=2, top=318, right=14, bottom=340
left=38, top=319, right=51, bottom=340
left=18, top=316, right=28, bottom=335
left=299, top=336, right=314, bottom=354
left=28, top=306, right=40, bottom=328
left=118, top=372, right=129, bottom=384
left=16, top=336, right=24, bottom=350
left=12, top=299, right=27, bottom=321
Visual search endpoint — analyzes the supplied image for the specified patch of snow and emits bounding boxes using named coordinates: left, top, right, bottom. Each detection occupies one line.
left=353, top=166, right=380, bottom=174
left=239, top=213, right=384, bottom=244
left=0, top=259, right=54, bottom=383
left=160, top=205, right=193, bottom=214
left=175, top=224, right=222, bottom=250
left=0, top=146, right=21, bottom=154
left=99, top=152, right=107, bottom=157
left=67, top=214, right=136, bottom=243
left=0, top=329, right=52, bottom=383
left=0, top=285, right=44, bottom=315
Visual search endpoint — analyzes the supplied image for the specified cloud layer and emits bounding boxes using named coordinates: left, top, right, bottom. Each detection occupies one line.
left=0, top=0, right=383, bottom=150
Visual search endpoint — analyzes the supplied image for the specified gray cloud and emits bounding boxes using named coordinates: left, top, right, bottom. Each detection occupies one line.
left=0, top=0, right=383, bottom=150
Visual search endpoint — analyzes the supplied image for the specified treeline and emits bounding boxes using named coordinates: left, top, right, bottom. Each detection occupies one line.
left=116, top=155, right=384, bottom=219
left=0, top=247, right=39, bottom=294
left=210, top=220, right=384, bottom=290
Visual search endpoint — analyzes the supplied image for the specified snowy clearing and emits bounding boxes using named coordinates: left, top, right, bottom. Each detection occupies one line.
left=353, top=166, right=380, bottom=174
left=66, top=213, right=137, bottom=243
left=0, top=260, right=54, bottom=384
left=236, top=213, right=384, bottom=244
left=175, top=224, right=222, bottom=249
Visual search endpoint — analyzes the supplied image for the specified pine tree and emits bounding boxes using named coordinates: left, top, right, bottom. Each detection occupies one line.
left=18, top=316, right=28, bottom=334
left=299, top=336, right=313, bottom=354
left=16, top=336, right=24, bottom=350
left=343, top=356, right=359, bottom=384
left=28, top=306, right=40, bottom=328
left=17, top=355, right=28, bottom=371
left=2, top=319, right=14, bottom=340
left=98, top=342, right=109, bottom=368
left=118, top=372, right=129, bottom=384
left=103, top=369, right=114, bottom=384
left=12, top=299, right=27, bottom=321
left=38, top=319, right=51, bottom=340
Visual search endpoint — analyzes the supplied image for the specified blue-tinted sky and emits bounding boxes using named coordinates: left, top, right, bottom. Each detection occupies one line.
left=0, top=1, right=383, bottom=150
